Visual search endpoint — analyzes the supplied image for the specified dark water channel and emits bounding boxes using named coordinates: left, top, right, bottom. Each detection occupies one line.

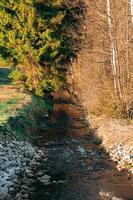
left=29, top=94, right=133, bottom=200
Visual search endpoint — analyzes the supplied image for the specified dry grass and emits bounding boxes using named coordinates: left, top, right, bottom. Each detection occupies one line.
left=68, top=0, right=133, bottom=119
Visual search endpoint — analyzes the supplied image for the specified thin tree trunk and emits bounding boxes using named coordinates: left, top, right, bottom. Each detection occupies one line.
left=106, top=0, right=117, bottom=93
left=106, top=0, right=124, bottom=110
left=130, top=0, right=133, bottom=24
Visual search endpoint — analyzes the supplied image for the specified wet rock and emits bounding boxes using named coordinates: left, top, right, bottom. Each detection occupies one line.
left=15, top=192, right=23, bottom=200
left=38, top=175, right=51, bottom=185
left=24, top=179, right=35, bottom=186
left=27, top=173, right=34, bottom=179
left=22, top=193, right=29, bottom=199
left=56, top=180, right=66, bottom=184
left=87, top=166, right=94, bottom=172
left=20, top=189, right=27, bottom=194
left=8, top=187, right=15, bottom=195
left=36, top=171, right=44, bottom=177
left=0, top=139, right=44, bottom=198
left=93, top=138, right=102, bottom=145
left=29, top=187, right=36, bottom=192
left=77, top=146, right=87, bottom=157
left=21, top=185, right=29, bottom=191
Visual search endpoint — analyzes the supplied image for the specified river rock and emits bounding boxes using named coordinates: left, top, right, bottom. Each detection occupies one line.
left=0, top=139, right=44, bottom=198
left=38, top=175, right=51, bottom=185
left=36, top=171, right=44, bottom=177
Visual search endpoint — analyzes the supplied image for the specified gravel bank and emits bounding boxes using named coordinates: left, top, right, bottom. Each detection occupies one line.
left=93, top=117, right=133, bottom=173
left=107, top=143, right=133, bottom=173
left=0, top=139, right=45, bottom=200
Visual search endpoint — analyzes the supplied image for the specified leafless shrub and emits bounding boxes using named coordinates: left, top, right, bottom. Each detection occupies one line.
left=68, top=0, right=133, bottom=119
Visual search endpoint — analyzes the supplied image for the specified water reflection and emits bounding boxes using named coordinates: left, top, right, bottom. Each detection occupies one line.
left=30, top=93, right=133, bottom=200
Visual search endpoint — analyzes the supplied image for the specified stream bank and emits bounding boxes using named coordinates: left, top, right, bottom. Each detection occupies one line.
left=0, top=89, right=133, bottom=200
left=66, top=0, right=133, bottom=175
left=90, top=116, right=133, bottom=174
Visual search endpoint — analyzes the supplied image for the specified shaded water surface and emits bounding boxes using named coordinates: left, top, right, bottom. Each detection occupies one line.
left=29, top=93, right=133, bottom=200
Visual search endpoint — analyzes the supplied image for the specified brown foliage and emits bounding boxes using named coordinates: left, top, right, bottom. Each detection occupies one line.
left=68, top=0, right=133, bottom=118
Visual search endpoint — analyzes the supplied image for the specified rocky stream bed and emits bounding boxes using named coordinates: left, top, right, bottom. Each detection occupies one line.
left=0, top=97, right=133, bottom=200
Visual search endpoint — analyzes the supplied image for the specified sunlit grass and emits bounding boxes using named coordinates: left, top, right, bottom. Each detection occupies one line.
left=0, top=67, right=48, bottom=139
left=0, top=67, right=31, bottom=124
left=0, top=95, right=31, bottom=124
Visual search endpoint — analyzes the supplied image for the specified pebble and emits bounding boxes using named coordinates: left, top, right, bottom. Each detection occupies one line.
left=38, top=175, right=51, bottom=185
left=36, top=171, right=44, bottom=177
left=22, top=193, right=29, bottom=199
left=0, top=139, right=44, bottom=199
left=0, top=135, right=132, bottom=200
left=107, top=143, right=133, bottom=173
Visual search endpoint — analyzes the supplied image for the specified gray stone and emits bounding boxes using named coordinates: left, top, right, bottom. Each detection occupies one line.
left=22, top=193, right=29, bottom=199
left=38, top=175, right=51, bottom=185
left=36, top=171, right=44, bottom=177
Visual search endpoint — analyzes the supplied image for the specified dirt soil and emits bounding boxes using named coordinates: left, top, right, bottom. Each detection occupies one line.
left=92, top=116, right=133, bottom=149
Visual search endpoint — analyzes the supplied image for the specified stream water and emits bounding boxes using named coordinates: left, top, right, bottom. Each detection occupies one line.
left=0, top=91, right=133, bottom=200
left=28, top=94, right=133, bottom=200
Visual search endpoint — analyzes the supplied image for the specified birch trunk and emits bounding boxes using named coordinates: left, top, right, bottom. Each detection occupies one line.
left=130, top=0, right=133, bottom=24
left=106, top=0, right=124, bottom=108
left=106, top=0, right=117, bottom=93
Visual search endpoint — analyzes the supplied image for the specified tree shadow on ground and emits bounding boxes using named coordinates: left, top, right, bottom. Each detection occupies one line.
left=0, top=95, right=49, bottom=140
left=0, top=68, right=133, bottom=200
left=0, top=67, right=11, bottom=85
left=0, top=67, right=52, bottom=140
left=31, top=95, right=133, bottom=200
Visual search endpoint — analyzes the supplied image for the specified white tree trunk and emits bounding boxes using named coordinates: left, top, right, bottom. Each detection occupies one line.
left=106, top=0, right=117, bottom=93
left=106, top=0, right=124, bottom=109
left=130, top=0, right=133, bottom=24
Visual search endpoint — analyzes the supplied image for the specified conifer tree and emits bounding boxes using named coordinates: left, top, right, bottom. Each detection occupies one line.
left=0, top=0, right=80, bottom=95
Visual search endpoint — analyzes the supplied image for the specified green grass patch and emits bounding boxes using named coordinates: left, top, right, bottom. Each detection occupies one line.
left=0, top=67, right=50, bottom=140
left=0, top=98, right=20, bottom=123
left=0, top=95, right=49, bottom=140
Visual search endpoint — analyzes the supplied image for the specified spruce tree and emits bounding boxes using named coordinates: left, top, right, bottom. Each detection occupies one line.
left=0, top=0, right=79, bottom=95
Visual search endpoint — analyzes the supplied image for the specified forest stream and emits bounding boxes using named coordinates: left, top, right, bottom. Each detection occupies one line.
left=0, top=79, right=133, bottom=200
left=0, top=0, right=133, bottom=199
left=28, top=93, right=133, bottom=200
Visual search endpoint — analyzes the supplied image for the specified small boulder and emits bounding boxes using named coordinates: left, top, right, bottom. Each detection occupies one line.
left=38, top=175, right=51, bottom=185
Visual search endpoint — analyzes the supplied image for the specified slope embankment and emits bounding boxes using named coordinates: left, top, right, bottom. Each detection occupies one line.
left=0, top=67, right=50, bottom=199
left=90, top=116, right=133, bottom=173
